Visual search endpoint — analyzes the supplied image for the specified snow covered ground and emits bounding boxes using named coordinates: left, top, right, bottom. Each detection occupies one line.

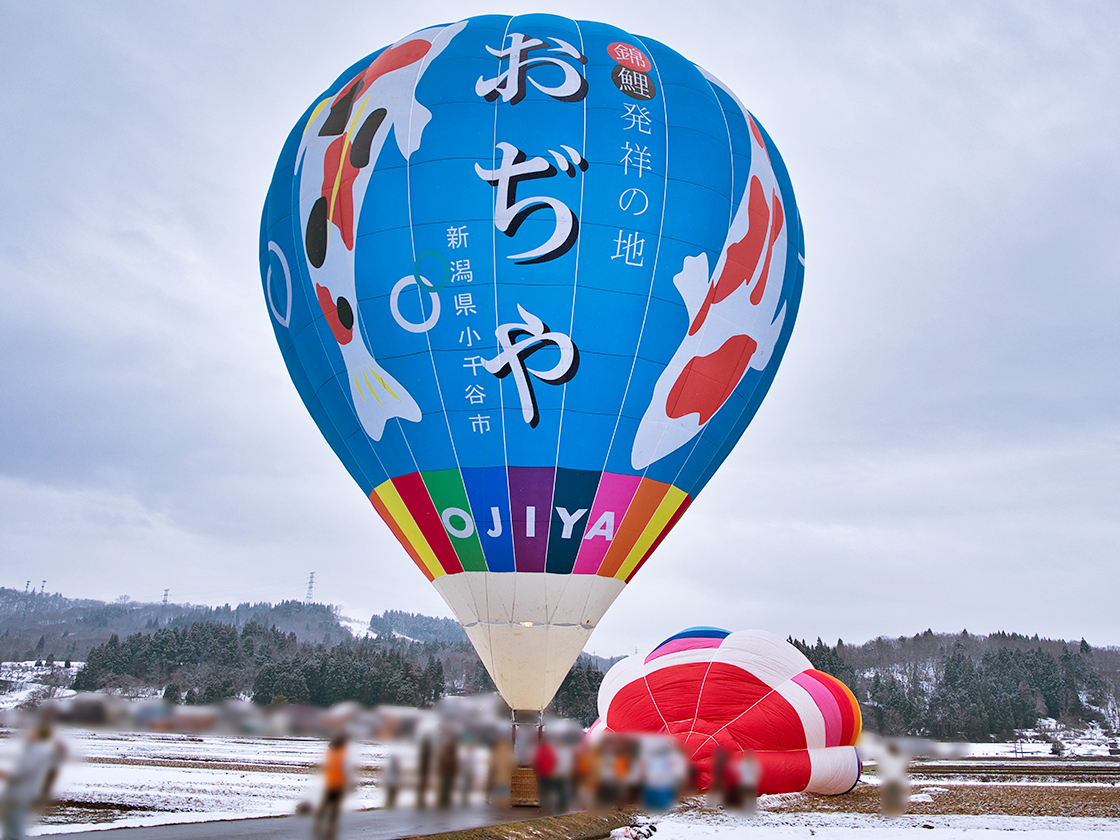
left=0, top=661, right=81, bottom=712
left=0, top=725, right=1114, bottom=836
left=0, top=726, right=500, bottom=835
left=0, top=728, right=396, bottom=834
left=644, top=810, right=1120, bottom=838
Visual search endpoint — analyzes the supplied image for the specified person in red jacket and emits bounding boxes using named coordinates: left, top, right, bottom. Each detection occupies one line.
left=532, top=738, right=558, bottom=812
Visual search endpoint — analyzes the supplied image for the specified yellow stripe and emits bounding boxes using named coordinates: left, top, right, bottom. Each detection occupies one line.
left=353, top=372, right=366, bottom=400
left=303, top=98, right=331, bottom=136
left=362, top=370, right=383, bottom=405
left=328, top=98, right=368, bottom=220
left=613, top=485, right=688, bottom=581
left=373, top=479, right=444, bottom=580
left=347, top=97, right=370, bottom=137
left=371, top=368, right=398, bottom=401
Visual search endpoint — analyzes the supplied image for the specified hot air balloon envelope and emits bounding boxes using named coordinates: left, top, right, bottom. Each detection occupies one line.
left=259, top=16, right=804, bottom=710
left=593, top=628, right=861, bottom=795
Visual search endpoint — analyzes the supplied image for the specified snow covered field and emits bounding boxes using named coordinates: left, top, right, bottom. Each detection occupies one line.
left=0, top=661, right=81, bottom=712
left=0, top=728, right=395, bottom=834
left=0, top=722, right=1114, bottom=836
left=646, top=810, right=1120, bottom=839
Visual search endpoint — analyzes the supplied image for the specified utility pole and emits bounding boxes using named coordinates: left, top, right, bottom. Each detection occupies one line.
left=305, top=572, right=315, bottom=604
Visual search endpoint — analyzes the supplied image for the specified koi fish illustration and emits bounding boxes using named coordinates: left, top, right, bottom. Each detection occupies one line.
left=631, top=96, right=796, bottom=470
left=296, top=21, right=467, bottom=441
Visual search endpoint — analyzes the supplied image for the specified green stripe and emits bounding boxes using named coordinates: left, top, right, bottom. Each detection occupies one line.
left=420, top=469, right=487, bottom=572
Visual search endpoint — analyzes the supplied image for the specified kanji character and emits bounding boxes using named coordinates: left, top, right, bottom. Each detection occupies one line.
left=451, top=258, right=473, bottom=283
left=621, top=142, right=652, bottom=177
left=454, top=292, right=477, bottom=316
left=447, top=225, right=469, bottom=248
left=622, top=104, right=652, bottom=134
left=612, top=230, right=646, bottom=267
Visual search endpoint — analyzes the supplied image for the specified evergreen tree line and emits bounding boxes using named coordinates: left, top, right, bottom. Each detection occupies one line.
left=368, top=610, right=467, bottom=644
left=68, top=620, right=604, bottom=720
left=792, top=632, right=1117, bottom=740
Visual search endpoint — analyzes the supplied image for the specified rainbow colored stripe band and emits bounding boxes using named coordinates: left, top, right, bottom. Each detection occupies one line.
left=368, top=467, right=691, bottom=583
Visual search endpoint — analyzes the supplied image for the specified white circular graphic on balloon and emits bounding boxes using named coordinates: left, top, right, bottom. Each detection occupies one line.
left=266, top=242, right=292, bottom=328
left=440, top=507, right=475, bottom=539
left=390, top=276, right=441, bottom=333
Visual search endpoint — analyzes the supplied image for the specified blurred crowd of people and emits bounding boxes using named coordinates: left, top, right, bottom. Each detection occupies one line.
left=2, top=689, right=961, bottom=838
left=528, top=731, right=689, bottom=813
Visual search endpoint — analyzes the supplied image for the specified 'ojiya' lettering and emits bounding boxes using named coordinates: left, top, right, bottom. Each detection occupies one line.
left=441, top=506, right=616, bottom=541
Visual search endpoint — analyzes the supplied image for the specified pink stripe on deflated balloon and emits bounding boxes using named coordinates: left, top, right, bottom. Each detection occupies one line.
left=572, top=472, right=642, bottom=574
left=792, top=671, right=842, bottom=747
left=644, top=636, right=724, bottom=664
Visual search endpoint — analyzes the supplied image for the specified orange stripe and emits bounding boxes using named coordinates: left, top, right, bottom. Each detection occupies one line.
left=624, top=494, right=691, bottom=583
left=597, top=478, right=671, bottom=578
left=369, top=488, right=434, bottom=582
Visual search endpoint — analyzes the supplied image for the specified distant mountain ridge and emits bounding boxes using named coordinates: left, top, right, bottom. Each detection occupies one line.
left=0, top=587, right=349, bottom=663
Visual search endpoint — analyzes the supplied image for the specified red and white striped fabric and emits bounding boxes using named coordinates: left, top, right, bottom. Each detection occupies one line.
left=593, top=627, right=862, bottom=794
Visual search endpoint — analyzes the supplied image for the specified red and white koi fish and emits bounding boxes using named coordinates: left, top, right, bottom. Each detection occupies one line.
left=296, top=21, right=466, bottom=441
left=631, top=80, right=796, bottom=470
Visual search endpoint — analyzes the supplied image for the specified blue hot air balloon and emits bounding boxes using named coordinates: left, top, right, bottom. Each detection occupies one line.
left=259, top=15, right=804, bottom=712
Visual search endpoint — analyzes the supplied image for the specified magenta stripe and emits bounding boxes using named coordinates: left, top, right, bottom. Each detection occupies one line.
left=793, top=671, right=841, bottom=747
left=572, top=472, right=642, bottom=574
left=644, top=636, right=724, bottom=664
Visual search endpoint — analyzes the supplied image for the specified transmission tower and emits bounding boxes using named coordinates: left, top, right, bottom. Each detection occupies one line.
left=306, top=572, right=316, bottom=604
left=163, top=589, right=169, bottom=607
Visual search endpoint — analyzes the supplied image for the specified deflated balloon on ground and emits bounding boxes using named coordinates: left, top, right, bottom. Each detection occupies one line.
left=591, top=628, right=861, bottom=795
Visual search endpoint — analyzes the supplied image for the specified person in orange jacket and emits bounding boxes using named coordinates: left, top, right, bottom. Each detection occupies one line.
left=315, top=735, right=352, bottom=840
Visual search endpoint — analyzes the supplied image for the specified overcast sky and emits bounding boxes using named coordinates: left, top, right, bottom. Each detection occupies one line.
left=1, top=1, right=1117, bottom=656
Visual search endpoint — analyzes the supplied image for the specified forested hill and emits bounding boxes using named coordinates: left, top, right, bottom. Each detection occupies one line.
left=8, top=585, right=1119, bottom=739
left=792, top=630, right=1120, bottom=741
left=368, top=610, right=466, bottom=643
left=0, top=587, right=348, bottom=663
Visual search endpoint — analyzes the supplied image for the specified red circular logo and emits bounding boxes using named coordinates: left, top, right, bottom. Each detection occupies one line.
left=607, top=42, right=649, bottom=72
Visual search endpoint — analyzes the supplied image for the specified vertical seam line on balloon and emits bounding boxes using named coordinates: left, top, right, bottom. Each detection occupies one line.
left=420, top=21, right=497, bottom=591
left=292, top=83, right=395, bottom=508
left=684, top=87, right=798, bottom=499
left=641, top=668, right=673, bottom=736
left=587, top=32, right=671, bottom=582
left=687, top=658, right=719, bottom=744
left=703, top=74, right=736, bottom=235
left=595, top=33, right=669, bottom=482
left=383, top=33, right=458, bottom=577
left=410, top=27, right=468, bottom=531
left=546, top=15, right=589, bottom=624
left=573, top=32, right=667, bottom=591
left=658, top=82, right=760, bottom=504
left=486, top=15, right=515, bottom=662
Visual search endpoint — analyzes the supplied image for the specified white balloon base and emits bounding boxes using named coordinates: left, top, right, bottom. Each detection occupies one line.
left=433, top=572, right=625, bottom=710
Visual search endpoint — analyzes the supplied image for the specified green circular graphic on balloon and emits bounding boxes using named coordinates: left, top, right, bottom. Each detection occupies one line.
left=413, top=250, right=450, bottom=292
